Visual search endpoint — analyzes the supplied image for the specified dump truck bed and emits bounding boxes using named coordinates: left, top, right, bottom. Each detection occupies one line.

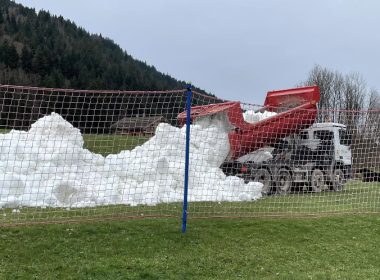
left=178, top=86, right=320, bottom=160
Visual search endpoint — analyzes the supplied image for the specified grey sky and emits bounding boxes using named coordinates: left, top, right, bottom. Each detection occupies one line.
left=14, top=0, right=380, bottom=104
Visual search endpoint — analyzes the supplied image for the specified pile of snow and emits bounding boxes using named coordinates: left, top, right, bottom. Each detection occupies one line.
left=243, top=110, right=277, bottom=124
left=0, top=113, right=262, bottom=208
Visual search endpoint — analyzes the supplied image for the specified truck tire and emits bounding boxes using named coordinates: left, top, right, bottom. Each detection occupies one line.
left=311, top=168, right=325, bottom=192
left=276, top=168, right=292, bottom=194
left=332, top=168, right=346, bottom=191
left=253, top=169, right=272, bottom=194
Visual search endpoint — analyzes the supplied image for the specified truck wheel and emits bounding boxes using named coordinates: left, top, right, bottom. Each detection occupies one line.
left=253, top=169, right=272, bottom=194
left=311, top=169, right=325, bottom=192
left=276, top=168, right=292, bottom=194
left=332, top=168, right=346, bottom=191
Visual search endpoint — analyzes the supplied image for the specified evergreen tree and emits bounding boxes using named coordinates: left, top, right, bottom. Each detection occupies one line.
left=21, top=46, right=33, bottom=72
left=32, top=46, right=50, bottom=76
left=6, top=44, right=19, bottom=69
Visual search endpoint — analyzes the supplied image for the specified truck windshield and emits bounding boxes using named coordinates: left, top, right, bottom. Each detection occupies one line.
left=314, top=130, right=334, bottom=153
left=339, top=129, right=351, bottom=145
left=313, top=130, right=333, bottom=141
left=299, top=131, right=308, bottom=140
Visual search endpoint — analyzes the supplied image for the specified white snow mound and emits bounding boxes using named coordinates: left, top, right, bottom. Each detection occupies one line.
left=0, top=112, right=262, bottom=208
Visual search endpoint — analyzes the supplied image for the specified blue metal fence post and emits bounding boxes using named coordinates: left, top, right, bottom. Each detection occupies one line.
left=182, top=84, right=192, bottom=233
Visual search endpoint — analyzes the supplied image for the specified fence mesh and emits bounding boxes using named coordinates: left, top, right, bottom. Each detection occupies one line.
left=0, top=84, right=380, bottom=226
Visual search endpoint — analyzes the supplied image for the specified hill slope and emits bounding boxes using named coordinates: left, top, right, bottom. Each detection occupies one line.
left=0, top=0, right=207, bottom=93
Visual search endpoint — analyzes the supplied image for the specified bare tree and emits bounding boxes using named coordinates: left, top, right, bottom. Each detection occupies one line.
left=301, top=65, right=368, bottom=122
left=301, top=65, right=380, bottom=169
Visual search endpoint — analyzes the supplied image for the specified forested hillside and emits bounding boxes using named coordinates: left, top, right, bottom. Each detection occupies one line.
left=0, top=0, right=207, bottom=93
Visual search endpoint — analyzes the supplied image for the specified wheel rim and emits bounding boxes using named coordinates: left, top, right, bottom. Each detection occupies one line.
left=277, top=169, right=291, bottom=194
left=311, top=169, right=324, bottom=192
left=254, top=169, right=271, bottom=194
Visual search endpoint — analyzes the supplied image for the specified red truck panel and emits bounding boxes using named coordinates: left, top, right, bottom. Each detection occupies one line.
left=177, top=86, right=320, bottom=160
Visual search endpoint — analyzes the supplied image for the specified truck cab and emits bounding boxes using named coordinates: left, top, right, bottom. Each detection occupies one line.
left=299, top=123, right=352, bottom=167
left=294, top=123, right=352, bottom=191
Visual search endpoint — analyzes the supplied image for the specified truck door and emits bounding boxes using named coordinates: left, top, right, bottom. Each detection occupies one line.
left=336, top=129, right=352, bottom=166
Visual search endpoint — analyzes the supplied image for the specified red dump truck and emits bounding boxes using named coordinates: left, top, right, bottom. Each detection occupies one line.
left=178, top=86, right=352, bottom=194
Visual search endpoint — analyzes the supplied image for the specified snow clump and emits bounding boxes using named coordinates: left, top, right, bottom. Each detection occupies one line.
left=243, top=110, right=277, bottom=124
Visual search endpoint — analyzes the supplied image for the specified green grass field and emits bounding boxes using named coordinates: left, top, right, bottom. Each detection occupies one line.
left=1, top=215, right=380, bottom=279
left=83, top=134, right=148, bottom=156
left=1, top=130, right=380, bottom=278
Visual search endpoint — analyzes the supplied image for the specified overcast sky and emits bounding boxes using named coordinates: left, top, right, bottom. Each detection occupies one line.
left=14, top=0, right=380, bottom=104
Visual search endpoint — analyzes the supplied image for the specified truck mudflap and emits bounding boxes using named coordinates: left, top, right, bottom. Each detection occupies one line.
left=178, top=86, right=320, bottom=160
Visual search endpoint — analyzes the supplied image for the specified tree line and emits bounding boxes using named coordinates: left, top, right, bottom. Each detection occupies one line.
left=0, top=0, right=209, bottom=94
